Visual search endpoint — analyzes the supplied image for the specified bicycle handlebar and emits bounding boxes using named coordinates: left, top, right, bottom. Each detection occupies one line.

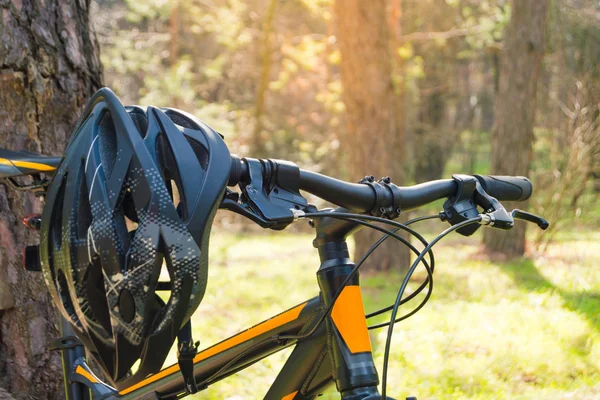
left=232, top=157, right=533, bottom=213
left=298, top=170, right=457, bottom=212
left=0, top=148, right=533, bottom=211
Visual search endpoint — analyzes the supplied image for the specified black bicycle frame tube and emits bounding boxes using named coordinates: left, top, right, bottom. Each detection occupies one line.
left=112, top=297, right=327, bottom=399
left=59, top=314, right=91, bottom=400
left=314, top=213, right=381, bottom=399
left=266, top=322, right=332, bottom=399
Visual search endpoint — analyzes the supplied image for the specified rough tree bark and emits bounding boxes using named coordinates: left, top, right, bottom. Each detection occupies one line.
left=0, top=1, right=101, bottom=398
left=483, top=0, right=548, bottom=257
left=334, top=0, right=409, bottom=271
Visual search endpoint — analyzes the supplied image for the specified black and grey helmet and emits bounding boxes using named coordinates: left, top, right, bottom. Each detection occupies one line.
left=40, top=88, right=230, bottom=388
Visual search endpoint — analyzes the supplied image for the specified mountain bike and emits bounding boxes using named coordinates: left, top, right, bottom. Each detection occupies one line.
left=0, top=128, right=548, bottom=400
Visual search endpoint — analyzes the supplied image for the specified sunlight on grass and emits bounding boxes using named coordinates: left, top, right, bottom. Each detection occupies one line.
left=171, top=224, right=600, bottom=399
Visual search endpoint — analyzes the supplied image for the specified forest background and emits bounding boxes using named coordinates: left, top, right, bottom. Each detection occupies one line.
left=0, top=0, right=599, bottom=398
left=95, top=0, right=599, bottom=254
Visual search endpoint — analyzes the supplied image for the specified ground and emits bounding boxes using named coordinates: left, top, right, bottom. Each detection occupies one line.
left=159, top=219, right=600, bottom=399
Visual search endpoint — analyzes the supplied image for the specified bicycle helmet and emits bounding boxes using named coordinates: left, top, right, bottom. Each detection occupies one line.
left=39, top=88, right=231, bottom=388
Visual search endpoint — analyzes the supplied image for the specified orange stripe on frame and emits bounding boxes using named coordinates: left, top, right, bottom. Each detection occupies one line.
left=75, top=365, right=98, bottom=384
left=331, top=285, right=372, bottom=353
left=192, top=302, right=306, bottom=364
left=282, top=390, right=298, bottom=400
left=119, top=302, right=308, bottom=395
left=0, top=157, right=56, bottom=171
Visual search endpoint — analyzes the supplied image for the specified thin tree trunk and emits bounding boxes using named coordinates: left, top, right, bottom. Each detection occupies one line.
left=253, top=0, right=278, bottom=158
left=388, top=0, right=405, bottom=175
left=169, top=0, right=180, bottom=67
left=483, top=0, right=548, bottom=257
left=334, top=0, right=409, bottom=271
left=169, top=0, right=180, bottom=108
left=0, top=0, right=102, bottom=398
left=413, top=84, right=449, bottom=183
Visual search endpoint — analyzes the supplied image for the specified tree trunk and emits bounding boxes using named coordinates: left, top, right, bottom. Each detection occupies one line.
left=483, top=0, right=548, bottom=257
left=252, top=0, right=278, bottom=158
left=169, top=0, right=181, bottom=108
left=413, top=86, right=449, bottom=183
left=0, top=1, right=102, bottom=398
left=334, top=0, right=409, bottom=271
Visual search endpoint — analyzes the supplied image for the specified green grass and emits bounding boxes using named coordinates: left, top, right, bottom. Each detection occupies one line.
left=167, top=224, right=600, bottom=399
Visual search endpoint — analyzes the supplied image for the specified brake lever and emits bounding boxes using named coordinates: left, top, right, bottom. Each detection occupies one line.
left=511, top=209, right=550, bottom=230
left=479, top=208, right=550, bottom=231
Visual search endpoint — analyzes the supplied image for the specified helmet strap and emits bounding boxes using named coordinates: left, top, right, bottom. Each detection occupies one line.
left=177, top=321, right=200, bottom=394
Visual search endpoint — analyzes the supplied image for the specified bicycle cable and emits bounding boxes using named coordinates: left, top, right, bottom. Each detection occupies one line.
left=365, top=214, right=441, bottom=328
left=172, top=212, right=438, bottom=397
left=341, top=217, right=435, bottom=331
left=380, top=216, right=482, bottom=399
left=301, top=212, right=439, bottom=331
left=278, top=211, right=436, bottom=340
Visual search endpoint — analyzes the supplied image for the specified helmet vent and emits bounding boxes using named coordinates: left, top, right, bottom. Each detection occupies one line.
left=122, top=189, right=139, bottom=233
left=164, top=110, right=195, bottom=129
left=124, top=215, right=138, bottom=233
left=158, top=261, right=173, bottom=296
left=186, top=137, right=209, bottom=170
left=167, top=180, right=183, bottom=218
left=76, top=163, right=92, bottom=240
left=127, top=107, right=149, bottom=139
left=118, top=289, right=135, bottom=323
left=85, top=254, right=112, bottom=334
left=129, top=358, right=142, bottom=375
left=56, top=269, right=76, bottom=318
left=98, top=111, right=118, bottom=180
left=153, top=237, right=173, bottom=327
left=156, top=134, right=187, bottom=220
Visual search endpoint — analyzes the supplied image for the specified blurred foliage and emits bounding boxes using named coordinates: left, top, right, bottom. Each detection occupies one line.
left=531, top=0, right=600, bottom=242
left=92, top=0, right=599, bottom=234
left=93, top=0, right=339, bottom=171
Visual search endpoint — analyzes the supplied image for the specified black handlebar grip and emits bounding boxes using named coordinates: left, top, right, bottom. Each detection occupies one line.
left=473, top=175, right=533, bottom=201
